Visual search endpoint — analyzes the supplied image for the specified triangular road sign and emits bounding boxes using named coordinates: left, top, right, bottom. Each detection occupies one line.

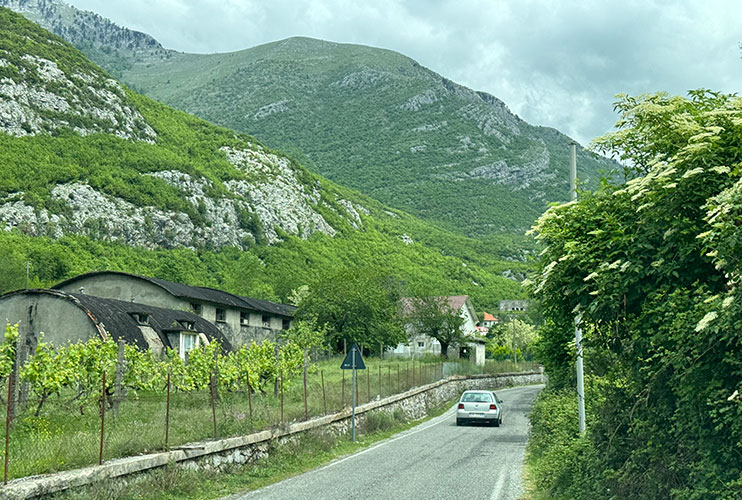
left=340, top=342, right=366, bottom=370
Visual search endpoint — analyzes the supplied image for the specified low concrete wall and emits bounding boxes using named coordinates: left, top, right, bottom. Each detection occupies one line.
left=0, top=371, right=545, bottom=500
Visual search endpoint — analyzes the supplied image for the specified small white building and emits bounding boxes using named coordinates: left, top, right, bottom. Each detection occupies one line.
left=481, top=312, right=498, bottom=328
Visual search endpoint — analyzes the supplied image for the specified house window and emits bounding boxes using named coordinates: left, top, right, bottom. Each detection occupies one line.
left=132, top=313, right=149, bottom=325
left=282, top=319, right=291, bottom=330
left=191, top=303, right=203, bottom=315
left=262, top=315, right=271, bottom=328
left=216, top=308, right=226, bottom=322
left=240, top=311, right=248, bottom=326
left=179, top=332, right=199, bottom=359
left=417, top=341, right=424, bottom=348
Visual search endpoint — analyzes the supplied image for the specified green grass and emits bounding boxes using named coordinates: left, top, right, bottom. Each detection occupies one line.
left=5, top=357, right=537, bottom=481
left=50, top=393, right=458, bottom=500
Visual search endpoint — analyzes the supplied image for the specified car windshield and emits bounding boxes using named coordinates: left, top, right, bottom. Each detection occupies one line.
left=462, top=392, right=492, bottom=403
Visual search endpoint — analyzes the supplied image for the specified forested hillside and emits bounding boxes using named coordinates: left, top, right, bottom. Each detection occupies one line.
left=1, top=0, right=616, bottom=237
left=527, top=91, right=742, bottom=499
left=0, top=6, right=528, bottom=312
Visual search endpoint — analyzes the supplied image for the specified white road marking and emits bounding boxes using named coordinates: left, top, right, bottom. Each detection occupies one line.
left=233, top=406, right=458, bottom=499
left=318, top=405, right=457, bottom=470
left=490, top=467, right=507, bottom=500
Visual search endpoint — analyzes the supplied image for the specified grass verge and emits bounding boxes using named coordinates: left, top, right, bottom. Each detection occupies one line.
left=50, top=398, right=457, bottom=500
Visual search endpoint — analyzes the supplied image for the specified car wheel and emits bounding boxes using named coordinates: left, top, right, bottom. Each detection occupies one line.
left=493, top=417, right=500, bottom=427
left=456, top=418, right=464, bottom=426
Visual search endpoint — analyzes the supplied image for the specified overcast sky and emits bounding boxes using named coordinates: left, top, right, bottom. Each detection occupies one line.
left=66, top=0, right=742, bottom=146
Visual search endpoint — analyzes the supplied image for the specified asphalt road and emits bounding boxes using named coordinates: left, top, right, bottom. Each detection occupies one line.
left=226, top=384, right=544, bottom=500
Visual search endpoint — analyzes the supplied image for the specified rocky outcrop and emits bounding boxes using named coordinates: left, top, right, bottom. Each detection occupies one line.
left=0, top=52, right=155, bottom=141
left=330, top=67, right=391, bottom=90
left=400, top=90, right=438, bottom=111
left=253, top=100, right=289, bottom=120
left=434, top=146, right=553, bottom=192
left=221, top=146, right=337, bottom=242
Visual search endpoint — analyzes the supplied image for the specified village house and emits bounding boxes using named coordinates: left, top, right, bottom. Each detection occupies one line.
left=394, top=295, right=486, bottom=365
left=52, top=271, right=296, bottom=348
left=480, top=312, right=498, bottom=328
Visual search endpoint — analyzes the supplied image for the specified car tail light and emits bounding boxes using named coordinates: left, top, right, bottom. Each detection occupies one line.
left=490, top=404, right=497, bottom=410
left=458, top=403, right=464, bottom=409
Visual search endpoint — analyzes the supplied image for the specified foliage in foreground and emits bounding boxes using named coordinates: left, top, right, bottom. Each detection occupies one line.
left=528, top=91, right=742, bottom=499
left=3, top=322, right=318, bottom=416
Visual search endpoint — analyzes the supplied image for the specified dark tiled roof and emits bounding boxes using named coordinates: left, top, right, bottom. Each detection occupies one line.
left=2, top=289, right=230, bottom=350
left=239, top=296, right=297, bottom=317
left=53, top=271, right=296, bottom=317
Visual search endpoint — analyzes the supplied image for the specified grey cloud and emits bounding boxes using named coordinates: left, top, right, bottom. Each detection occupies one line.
left=68, top=0, right=742, bottom=145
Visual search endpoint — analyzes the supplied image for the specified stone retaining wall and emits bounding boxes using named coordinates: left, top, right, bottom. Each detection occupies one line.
left=1, top=371, right=545, bottom=500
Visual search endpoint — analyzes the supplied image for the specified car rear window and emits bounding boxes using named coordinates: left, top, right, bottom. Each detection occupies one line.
left=462, top=392, right=492, bottom=403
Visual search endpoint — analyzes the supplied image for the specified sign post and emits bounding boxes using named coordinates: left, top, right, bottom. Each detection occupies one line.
left=340, top=342, right=366, bottom=442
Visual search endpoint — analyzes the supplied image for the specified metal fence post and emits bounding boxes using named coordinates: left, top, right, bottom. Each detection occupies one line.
left=378, top=365, right=381, bottom=398
left=303, top=349, right=308, bottom=420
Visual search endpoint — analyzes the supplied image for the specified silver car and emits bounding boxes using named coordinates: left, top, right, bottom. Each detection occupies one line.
left=456, top=390, right=504, bottom=427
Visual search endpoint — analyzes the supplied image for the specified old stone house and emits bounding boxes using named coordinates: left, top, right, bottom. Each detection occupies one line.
left=394, top=295, right=485, bottom=365
left=498, top=300, right=528, bottom=312
left=0, top=288, right=230, bottom=358
left=52, top=271, right=296, bottom=348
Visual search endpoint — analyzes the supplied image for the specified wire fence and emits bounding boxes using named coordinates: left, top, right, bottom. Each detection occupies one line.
left=2, top=356, right=538, bottom=482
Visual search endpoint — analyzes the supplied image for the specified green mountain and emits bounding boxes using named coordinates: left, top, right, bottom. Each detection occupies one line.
left=1, top=0, right=616, bottom=238
left=0, top=6, right=529, bottom=312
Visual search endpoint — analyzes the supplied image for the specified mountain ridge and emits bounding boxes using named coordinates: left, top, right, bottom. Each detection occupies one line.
left=1, top=0, right=617, bottom=237
left=0, top=5, right=528, bottom=311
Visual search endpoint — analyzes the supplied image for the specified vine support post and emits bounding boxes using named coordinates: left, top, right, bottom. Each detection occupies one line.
left=99, top=371, right=106, bottom=466
left=113, top=339, right=125, bottom=417
left=321, top=370, right=327, bottom=415
left=280, top=372, right=284, bottom=423
left=165, top=370, right=171, bottom=450
left=246, top=370, right=253, bottom=430
left=4, top=372, right=13, bottom=484
left=210, top=348, right=218, bottom=439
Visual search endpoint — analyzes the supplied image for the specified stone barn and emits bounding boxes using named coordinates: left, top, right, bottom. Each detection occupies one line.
left=53, top=271, right=296, bottom=347
left=0, top=288, right=230, bottom=357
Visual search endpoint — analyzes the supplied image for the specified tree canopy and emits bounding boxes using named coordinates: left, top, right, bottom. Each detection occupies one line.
left=528, top=90, right=742, bottom=499
left=404, top=295, right=466, bottom=358
left=295, top=267, right=407, bottom=353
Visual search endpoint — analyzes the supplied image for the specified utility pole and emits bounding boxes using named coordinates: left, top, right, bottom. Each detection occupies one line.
left=511, top=316, right=517, bottom=364
left=571, top=142, right=586, bottom=434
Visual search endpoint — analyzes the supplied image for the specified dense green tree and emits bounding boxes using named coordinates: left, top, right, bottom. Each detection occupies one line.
left=295, top=267, right=407, bottom=353
left=528, top=90, right=742, bottom=499
left=404, top=295, right=466, bottom=359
